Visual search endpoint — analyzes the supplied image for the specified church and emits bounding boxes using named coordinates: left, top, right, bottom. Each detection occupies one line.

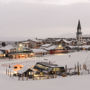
left=76, top=20, right=83, bottom=45
left=76, top=20, right=90, bottom=46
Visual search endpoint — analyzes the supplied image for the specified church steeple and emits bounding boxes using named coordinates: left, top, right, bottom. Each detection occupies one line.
left=76, top=20, right=82, bottom=45
left=77, top=20, right=81, bottom=30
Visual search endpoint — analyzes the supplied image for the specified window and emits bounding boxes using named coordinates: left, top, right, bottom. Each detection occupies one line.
left=14, top=67, right=17, bottom=69
left=53, top=68, right=60, bottom=71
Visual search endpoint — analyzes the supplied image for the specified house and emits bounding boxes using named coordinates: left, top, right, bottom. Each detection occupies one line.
left=17, top=65, right=34, bottom=78
left=67, top=45, right=90, bottom=51
left=45, top=44, right=68, bottom=54
left=17, top=62, right=65, bottom=79
left=34, top=62, right=65, bottom=75
left=0, top=44, right=34, bottom=59
left=55, top=39, right=75, bottom=46
left=8, top=50, right=33, bottom=59
left=8, top=46, right=34, bottom=59
left=31, top=49, right=47, bottom=57
left=0, top=45, right=16, bottom=54
left=18, top=38, right=43, bottom=49
left=8, top=44, right=48, bottom=58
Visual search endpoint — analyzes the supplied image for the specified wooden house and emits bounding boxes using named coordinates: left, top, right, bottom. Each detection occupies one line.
left=17, top=65, right=34, bottom=78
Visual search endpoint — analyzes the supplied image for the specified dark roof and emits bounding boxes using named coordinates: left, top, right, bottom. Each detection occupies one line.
left=36, top=62, right=59, bottom=68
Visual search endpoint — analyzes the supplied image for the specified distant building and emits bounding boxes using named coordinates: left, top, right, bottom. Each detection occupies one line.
left=18, top=38, right=43, bottom=49
left=0, top=45, right=16, bottom=54
left=44, top=44, right=68, bottom=54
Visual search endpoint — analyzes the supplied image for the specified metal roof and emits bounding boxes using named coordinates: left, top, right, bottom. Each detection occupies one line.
left=36, top=62, right=59, bottom=68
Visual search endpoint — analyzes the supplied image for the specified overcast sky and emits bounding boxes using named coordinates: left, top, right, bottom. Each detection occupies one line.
left=0, top=0, right=90, bottom=5
left=0, top=0, right=90, bottom=40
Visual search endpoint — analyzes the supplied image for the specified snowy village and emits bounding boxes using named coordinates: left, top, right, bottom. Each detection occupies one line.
left=1, top=1, right=90, bottom=90
left=0, top=20, right=90, bottom=81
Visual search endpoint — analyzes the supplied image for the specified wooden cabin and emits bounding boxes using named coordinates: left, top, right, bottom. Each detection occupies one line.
left=17, top=65, right=34, bottom=78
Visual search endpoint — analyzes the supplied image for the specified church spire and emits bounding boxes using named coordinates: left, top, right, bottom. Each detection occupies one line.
left=77, top=20, right=81, bottom=30
left=76, top=20, right=82, bottom=45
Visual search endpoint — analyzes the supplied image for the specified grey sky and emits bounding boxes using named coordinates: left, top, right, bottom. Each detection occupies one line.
left=0, top=1, right=90, bottom=40
left=0, top=0, right=90, bottom=5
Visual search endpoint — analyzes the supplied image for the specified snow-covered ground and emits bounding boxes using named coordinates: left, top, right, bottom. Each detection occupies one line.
left=0, top=51, right=90, bottom=90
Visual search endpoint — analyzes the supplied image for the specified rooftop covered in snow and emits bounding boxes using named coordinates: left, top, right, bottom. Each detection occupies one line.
left=0, top=45, right=16, bottom=50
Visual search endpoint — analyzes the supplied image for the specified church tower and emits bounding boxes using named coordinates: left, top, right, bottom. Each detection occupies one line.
left=76, top=20, right=82, bottom=45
